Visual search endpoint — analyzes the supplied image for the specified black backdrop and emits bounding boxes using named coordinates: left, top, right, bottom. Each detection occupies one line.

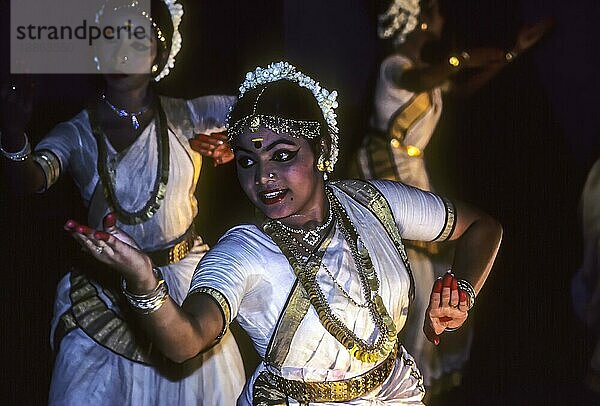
left=1, top=0, right=599, bottom=404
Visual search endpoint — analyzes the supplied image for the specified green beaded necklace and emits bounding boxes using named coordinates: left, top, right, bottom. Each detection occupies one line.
left=89, top=97, right=170, bottom=225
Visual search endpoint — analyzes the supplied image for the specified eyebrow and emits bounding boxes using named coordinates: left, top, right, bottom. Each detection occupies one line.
left=234, top=140, right=298, bottom=155
left=265, top=140, right=297, bottom=151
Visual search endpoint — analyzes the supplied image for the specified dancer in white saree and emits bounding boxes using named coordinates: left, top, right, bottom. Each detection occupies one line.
left=351, top=0, right=552, bottom=392
left=68, top=61, right=502, bottom=404
left=0, top=1, right=244, bottom=404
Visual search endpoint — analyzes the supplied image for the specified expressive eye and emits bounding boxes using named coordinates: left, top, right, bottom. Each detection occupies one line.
left=237, top=156, right=255, bottom=168
left=272, top=149, right=299, bottom=162
left=131, top=41, right=150, bottom=52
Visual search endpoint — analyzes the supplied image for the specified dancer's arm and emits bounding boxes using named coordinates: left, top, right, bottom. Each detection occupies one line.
left=389, top=47, right=505, bottom=93
left=0, top=80, right=46, bottom=195
left=450, top=18, right=555, bottom=98
left=423, top=200, right=502, bottom=344
left=67, top=219, right=225, bottom=363
left=393, top=18, right=553, bottom=95
left=448, top=200, right=502, bottom=294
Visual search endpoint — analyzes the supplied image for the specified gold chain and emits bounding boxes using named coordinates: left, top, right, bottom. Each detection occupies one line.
left=264, top=188, right=398, bottom=363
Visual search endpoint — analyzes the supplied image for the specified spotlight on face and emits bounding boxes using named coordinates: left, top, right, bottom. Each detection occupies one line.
left=233, top=127, right=324, bottom=222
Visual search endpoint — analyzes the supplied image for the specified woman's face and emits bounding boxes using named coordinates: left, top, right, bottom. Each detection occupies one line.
left=98, top=10, right=157, bottom=91
left=233, top=127, right=325, bottom=223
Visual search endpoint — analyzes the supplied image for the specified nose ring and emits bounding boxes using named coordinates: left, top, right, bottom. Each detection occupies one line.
left=255, top=173, right=276, bottom=185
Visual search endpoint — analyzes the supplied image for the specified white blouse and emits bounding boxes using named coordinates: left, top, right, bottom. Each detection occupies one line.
left=190, top=180, right=451, bottom=403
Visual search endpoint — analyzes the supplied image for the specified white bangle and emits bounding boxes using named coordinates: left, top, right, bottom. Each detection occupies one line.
left=0, top=131, right=31, bottom=161
left=457, top=279, right=476, bottom=310
left=121, top=268, right=170, bottom=314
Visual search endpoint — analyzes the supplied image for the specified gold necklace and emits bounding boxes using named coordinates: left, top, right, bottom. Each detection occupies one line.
left=264, top=188, right=398, bottom=363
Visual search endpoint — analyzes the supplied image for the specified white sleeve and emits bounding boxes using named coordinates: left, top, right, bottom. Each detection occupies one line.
left=368, top=180, right=456, bottom=242
left=186, top=95, right=237, bottom=135
left=381, top=54, right=415, bottom=100
left=188, top=226, right=260, bottom=322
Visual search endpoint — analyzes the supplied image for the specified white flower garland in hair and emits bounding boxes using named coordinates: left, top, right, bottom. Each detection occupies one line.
left=153, top=0, right=183, bottom=82
left=234, top=61, right=340, bottom=172
left=95, top=0, right=183, bottom=82
left=378, top=0, right=421, bottom=43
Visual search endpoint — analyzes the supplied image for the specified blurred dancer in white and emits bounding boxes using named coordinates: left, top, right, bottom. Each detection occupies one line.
left=0, top=1, right=244, bottom=404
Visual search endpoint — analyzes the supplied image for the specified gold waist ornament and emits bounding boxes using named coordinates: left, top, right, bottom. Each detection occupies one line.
left=256, top=344, right=398, bottom=404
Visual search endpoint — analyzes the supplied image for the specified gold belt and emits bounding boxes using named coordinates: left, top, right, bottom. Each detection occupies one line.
left=146, top=230, right=196, bottom=266
left=264, top=344, right=397, bottom=403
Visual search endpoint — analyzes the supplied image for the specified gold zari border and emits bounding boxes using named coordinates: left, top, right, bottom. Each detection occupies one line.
left=432, top=197, right=456, bottom=242
left=188, top=286, right=231, bottom=340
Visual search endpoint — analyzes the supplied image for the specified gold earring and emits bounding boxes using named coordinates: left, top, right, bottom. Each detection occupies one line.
left=420, top=22, right=428, bottom=31
left=151, top=64, right=159, bottom=73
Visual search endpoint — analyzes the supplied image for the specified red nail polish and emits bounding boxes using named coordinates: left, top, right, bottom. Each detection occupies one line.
left=103, top=213, right=117, bottom=228
left=433, top=279, right=443, bottom=293
left=452, top=278, right=458, bottom=290
left=443, top=274, right=453, bottom=288
left=64, top=219, right=77, bottom=230
left=76, top=225, right=92, bottom=235
left=460, top=290, right=467, bottom=302
left=94, top=231, right=110, bottom=241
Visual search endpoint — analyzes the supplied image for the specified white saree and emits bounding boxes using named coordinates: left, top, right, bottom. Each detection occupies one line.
left=37, top=96, right=245, bottom=405
left=190, top=180, right=456, bottom=405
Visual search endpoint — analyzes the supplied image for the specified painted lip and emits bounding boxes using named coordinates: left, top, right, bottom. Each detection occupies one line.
left=259, top=189, right=288, bottom=205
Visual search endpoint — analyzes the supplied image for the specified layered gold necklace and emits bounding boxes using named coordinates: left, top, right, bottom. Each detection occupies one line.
left=264, top=188, right=398, bottom=363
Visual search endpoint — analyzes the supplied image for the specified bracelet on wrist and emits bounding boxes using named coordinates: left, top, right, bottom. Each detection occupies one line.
left=456, top=278, right=476, bottom=310
left=121, top=267, right=169, bottom=314
left=0, top=131, right=31, bottom=161
left=443, top=277, right=475, bottom=333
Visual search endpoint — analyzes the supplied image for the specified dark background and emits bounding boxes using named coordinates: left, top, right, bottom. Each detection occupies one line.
left=1, top=0, right=599, bottom=404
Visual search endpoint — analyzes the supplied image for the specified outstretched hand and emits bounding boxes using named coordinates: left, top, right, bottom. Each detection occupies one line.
left=64, top=213, right=155, bottom=290
left=189, top=131, right=234, bottom=166
left=515, top=17, right=555, bottom=53
left=423, top=271, right=470, bottom=346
